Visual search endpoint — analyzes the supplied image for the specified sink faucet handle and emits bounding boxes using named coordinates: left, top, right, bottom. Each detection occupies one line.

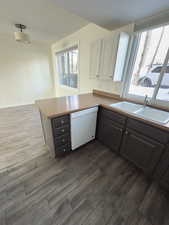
left=144, top=95, right=149, bottom=107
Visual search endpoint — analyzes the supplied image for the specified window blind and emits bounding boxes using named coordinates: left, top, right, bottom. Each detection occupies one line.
left=55, top=45, right=78, bottom=56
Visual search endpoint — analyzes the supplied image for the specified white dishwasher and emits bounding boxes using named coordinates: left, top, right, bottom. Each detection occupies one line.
left=71, top=107, right=98, bottom=150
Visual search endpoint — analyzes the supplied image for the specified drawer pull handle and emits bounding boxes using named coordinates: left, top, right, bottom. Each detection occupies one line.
left=62, top=129, right=65, bottom=132
left=63, top=149, right=66, bottom=152
left=125, top=131, right=128, bottom=135
left=62, top=139, right=65, bottom=142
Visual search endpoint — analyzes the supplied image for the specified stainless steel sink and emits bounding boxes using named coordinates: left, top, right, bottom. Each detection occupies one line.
left=110, top=101, right=169, bottom=124
left=135, top=107, right=169, bottom=124
left=110, top=101, right=143, bottom=113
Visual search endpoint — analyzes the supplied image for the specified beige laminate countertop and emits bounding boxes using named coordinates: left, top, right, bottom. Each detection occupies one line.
left=36, top=93, right=169, bottom=132
left=36, top=93, right=120, bottom=118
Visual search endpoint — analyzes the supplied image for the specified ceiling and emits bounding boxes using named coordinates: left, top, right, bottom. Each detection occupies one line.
left=0, top=0, right=89, bottom=43
left=1, top=0, right=169, bottom=44
left=54, top=0, right=169, bottom=29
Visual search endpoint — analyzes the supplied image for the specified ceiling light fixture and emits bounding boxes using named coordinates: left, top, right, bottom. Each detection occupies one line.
left=14, top=24, right=30, bottom=44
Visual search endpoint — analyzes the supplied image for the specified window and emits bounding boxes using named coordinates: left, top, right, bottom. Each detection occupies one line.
left=152, top=67, right=162, bottom=73
left=125, top=24, right=169, bottom=105
left=152, top=66, right=169, bottom=74
left=56, top=46, right=78, bottom=88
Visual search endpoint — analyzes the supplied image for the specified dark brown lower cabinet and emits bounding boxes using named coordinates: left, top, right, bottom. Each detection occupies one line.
left=120, top=129, right=164, bottom=175
left=96, top=107, right=169, bottom=190
left=51, top=115, right=71, bottom=156
left=97, top=117, right=124, bottom=152
left=154, top=146, right=169, bottom=189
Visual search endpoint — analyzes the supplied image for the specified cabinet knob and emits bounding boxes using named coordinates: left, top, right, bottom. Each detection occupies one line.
left=61, top=120, right=64, bottom=124
left=62, top=129, right=65, bottom=132
left=62, top=139, right=65, bottom=142
left=63, top=149, right=66, bottom=152
left=125, top=130, right=129, bottom=135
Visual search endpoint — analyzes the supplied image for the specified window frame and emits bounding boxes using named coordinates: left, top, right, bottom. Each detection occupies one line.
left=122, top=27, right=169, bottom=108
left=55, top=43, right=80, bottom=90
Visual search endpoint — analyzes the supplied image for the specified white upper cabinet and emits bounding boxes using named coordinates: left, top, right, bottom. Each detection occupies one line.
left=89, top=32, right=129, bottom=81
left=99, top=33, right=119, bottom=80
left=89, top=39, right=102, bottom=79
left=113, top=32, right=130, bottom=82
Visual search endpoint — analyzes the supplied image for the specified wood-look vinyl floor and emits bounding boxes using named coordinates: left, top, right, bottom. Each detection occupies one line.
left=0, top=105, right=169, bottom=225
left=0, top=105, right=47, bottom=172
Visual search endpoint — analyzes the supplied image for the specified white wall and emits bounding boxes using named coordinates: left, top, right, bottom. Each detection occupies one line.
left=0, top=35, right=54, bottom=108
left=52, top=23, right=134, bottom=97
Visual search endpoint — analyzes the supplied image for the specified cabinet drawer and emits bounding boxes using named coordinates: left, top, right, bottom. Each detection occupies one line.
left=56, top=143, right=71, bottom=153
left=52, top=115, right=69, bottom=128
left=127, top=118, right=169, bottom=144
left=53, top=125, right=70, bottom=137
left=54, top=134, right=71, bottom=148
left=99, top=107, right=126, bottom=126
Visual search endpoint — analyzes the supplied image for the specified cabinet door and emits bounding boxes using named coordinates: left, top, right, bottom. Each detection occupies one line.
left=120, top=130, right=164, bottom=175
left=99, top=36, right=117, bottom=80
left=154, top=147, right=169, bottom=189
left=113, top=32, right=129, bottom=82
left=97, top=116, right=123, bottom=152
left=161, top=170, right=169, bottom=190
left=89, top=39, right=102, bottom=79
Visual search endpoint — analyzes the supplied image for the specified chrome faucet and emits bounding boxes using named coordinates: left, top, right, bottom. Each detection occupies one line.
left=143, top=95, right=149, bottom=107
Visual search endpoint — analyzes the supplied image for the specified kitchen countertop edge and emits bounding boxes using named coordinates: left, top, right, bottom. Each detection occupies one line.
left=36, top=93, right=169, bottom=132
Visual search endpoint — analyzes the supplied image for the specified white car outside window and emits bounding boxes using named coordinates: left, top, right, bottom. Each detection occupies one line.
left=138, top=65, right=169, bottom=87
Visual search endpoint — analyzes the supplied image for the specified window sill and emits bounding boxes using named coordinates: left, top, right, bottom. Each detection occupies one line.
left=59, top=84, right=79, bottom=92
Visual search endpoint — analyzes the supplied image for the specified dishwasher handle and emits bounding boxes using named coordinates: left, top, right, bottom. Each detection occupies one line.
left=71, top=107, right=98, bottom=119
